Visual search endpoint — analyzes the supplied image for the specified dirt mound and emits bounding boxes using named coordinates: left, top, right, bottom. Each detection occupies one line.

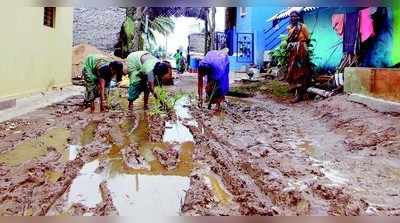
left=72, top=44, right=123, bottom=79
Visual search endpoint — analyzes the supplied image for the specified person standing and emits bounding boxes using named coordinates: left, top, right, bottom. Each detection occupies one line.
left=286, top=11, right=311, bottom=103
left=173, top=49, right=182, bottom=74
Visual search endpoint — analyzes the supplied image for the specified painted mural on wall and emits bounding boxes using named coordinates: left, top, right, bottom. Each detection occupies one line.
left=215, top=32, right=228, bottom=50
left=237, top=33, right=254, bottom=63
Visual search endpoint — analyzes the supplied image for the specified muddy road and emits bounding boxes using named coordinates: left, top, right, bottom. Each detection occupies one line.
left=0, top=75, right=399, bottom=216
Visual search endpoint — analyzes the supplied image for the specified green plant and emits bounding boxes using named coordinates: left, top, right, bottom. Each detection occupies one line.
left=271, top=35, right=289, bottom=69
left=149, top=87, right=185, bottom=116
left=270, top=34, right=317, bottom=73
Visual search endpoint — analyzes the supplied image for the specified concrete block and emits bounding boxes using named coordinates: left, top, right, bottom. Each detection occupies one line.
left=344, top=67, right=400, bottom=103
left=371, top=68, right=400, bottom=102
left=348, top=93, right=400, bottom=114
left=344, top=67, right=374, bottom=95
left=0, top=99, right=16, bottom=111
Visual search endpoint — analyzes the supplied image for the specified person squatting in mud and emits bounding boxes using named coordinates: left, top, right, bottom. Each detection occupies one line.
left=82, top=54, right=124, bottom=112
left=197, top=48, right=230, bottom=112
left=286, top=11, right=312, bottom=103
left=126, top=51, right=171, bottom=111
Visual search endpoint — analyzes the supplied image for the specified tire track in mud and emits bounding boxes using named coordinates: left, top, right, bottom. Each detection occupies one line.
left=183, top=97, right=369, bottom=215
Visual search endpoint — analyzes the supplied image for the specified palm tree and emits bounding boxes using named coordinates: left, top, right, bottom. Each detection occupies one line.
left=115, top=7, right=210, bottom=58
left=145, top=16, right=175, bottom=48
left=115, top=14, right=175, bottom=58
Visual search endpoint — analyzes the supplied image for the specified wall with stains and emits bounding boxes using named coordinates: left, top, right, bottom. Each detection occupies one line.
left=344, top=67, right=400, bottom=102
left=0, top=7, right=73, bottom=100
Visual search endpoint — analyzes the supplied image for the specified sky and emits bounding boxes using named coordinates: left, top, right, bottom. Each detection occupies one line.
left=154, top=7, right=226, bottom=54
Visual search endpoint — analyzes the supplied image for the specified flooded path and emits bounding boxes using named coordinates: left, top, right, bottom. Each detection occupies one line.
left=45, top=96, right=197, bottom=216
left=1, top=77, right=400, bottom=216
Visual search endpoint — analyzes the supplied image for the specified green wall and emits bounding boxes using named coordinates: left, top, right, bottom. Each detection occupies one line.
left=304, top=8, right=343, bottom=71
left=393, top=1, right=400, bottom=65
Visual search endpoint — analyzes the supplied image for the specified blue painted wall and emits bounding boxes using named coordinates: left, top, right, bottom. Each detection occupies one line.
left=229, top=7, right=284, bottom=72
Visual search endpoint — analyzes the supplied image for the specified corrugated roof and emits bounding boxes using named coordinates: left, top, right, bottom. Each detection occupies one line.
left=267, top=7, right=319, bottom=22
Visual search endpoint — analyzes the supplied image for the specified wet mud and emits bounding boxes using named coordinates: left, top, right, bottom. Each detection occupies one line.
left=1, top=78, right=400, bottom=216
left=180, top=93, right=400, bottom=216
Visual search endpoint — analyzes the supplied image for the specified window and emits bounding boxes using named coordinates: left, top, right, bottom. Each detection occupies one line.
left=240, top=7, right=247, bottom=17
left=43, top=7, right=56, bottom=28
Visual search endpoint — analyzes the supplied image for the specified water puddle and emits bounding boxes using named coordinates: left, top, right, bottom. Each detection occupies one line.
left=163, top=122, right=194, bottom=144
left=45, top=170, right=62, bottom=183
left=67, top=145, right=81, bottom=160
left=203, top=173, right=232, bottom=206
left=174, top=97, right=198, bottom=127
left=80, top=122, right=98, bottom=145
left=54, top=96, right=196, bottom=216
left=0, top=128, right=70, bottom=166
left=67, top=160, right=105, bottom=208
left=107, top=174, right=189, bottom=216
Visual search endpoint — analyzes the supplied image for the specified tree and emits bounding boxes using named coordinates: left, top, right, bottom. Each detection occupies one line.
left=115, top=9, right=175, bottom=58
left=115, top=7, right=209, bottom=57
left=132, top=7, right=144, bottom=52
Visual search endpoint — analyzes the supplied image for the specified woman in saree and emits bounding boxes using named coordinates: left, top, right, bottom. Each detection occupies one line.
left=286, top=11, right=312, bottom=103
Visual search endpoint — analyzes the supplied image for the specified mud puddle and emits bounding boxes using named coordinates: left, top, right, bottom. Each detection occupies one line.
left=49, top=97, right=196, bottom=216
left=203, top=173, right=232, bottom=206
left=0, top=127, right=70, bottom=166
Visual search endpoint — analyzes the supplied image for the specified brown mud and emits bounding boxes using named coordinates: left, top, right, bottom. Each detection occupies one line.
left=0, top=77, right=399, bottom=216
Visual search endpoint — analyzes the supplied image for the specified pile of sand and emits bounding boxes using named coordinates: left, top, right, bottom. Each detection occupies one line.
left=71, top=44, right=123, bottom=79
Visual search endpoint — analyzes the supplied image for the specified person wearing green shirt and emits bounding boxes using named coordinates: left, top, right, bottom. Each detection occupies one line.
left=82, top=54, right=124, bottom=113
left=173, top=49, right=182, bottom=73
left=126, top=51, right=170, bottom=111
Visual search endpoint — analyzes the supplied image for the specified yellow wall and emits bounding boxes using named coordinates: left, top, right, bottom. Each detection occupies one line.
left=0, top=7, right=73, bottom=100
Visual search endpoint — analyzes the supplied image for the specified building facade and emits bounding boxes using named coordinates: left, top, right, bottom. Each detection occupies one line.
left=0, top=7, right=73, bottom=100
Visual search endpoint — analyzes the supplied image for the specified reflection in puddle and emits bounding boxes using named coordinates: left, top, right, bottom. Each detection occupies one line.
left=80, top=122, right=98, bottom=145
left=204, top=173, right=232, bottom=206
left=0, top=128, right=70, bottom=166
left=175, top=97, right=197, bottom=127
left=107, top=174, right=189, bottom=216
left=163, top=122, right=194, bottom=144
left=68, top=145, right=81, bottom=160
left=67, top=160, right=105, bottom=208
left=55, top=95, right=197, bottom=216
